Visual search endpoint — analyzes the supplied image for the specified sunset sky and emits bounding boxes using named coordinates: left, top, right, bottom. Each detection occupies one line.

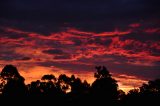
left=0, top=0, right=160, bottom=92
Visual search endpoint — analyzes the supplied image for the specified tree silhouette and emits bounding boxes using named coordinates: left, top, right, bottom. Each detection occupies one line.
left=1, top=65, right=21, bottom=80
left=27, top=75, right=64, bottom=105
left=139, top=79, right=160, bottom=105
left=41, top=74, right=56, bottom=82
left=41, top=74, right=62, bottom=97
left=94, top=66, right=111, bottom=79
left=117, top=89, right=126, bottom=100
left=58, top=74, right=71, bottom=93
left=122, top=89, right=140, bottom=106
left=91, top=66, right=118, bottom=105
left=27, top=80, right=42, bottom=96
left=0, top=65, right=27, bottom=97
left=68, top=75, right=90, bottom=104
left=123, top=79, right=160, bottom=105
left=140, top=79, right=160, bottom=94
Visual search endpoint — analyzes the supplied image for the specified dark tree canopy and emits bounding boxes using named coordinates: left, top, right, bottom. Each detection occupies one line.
left=1, top=65, right=22, bottom=80
left=140, top=79, right=160, bottom=93
left=91, top=66, right=118, bottom=105
left=94, top=66, right=111, bottom=79
left=0, top=65, right=27, bottom=97
left=41, top=74, right=56, bottom=82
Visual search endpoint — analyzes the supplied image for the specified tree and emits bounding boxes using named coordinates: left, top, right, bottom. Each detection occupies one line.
left=69, top=76, right=90, bottom=104
left=27, top=80, right=42, bottom=96
left=139, top=79, right=160, bottom=105
left=41, top=74, right=62, bottom=97
left=58, top=74, right=71, bottom=93
left=1, top=65, right=21, bottom=80
left=117, top=89, right=126, bottom=101
left=140, top=79, right=160, bottom=94
left=123, top=79, right=160, bottom=106
left=122, top=89, right=140, bottom=106
left=41, top=74, right=56, bottom=82
left=91, top=66, right=119, bottom=105
left=0, top=65, right=27, bottom=97
left=94, top=66, right=111, bottom=79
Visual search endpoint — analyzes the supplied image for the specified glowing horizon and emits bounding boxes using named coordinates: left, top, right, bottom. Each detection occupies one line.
left=0, top=64, right=147, bottom=93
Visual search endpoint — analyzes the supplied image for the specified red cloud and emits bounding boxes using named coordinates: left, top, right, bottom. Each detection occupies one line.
left=95, top=29, right=132, bottom=37
left=67, top=28, right=132, bottom=37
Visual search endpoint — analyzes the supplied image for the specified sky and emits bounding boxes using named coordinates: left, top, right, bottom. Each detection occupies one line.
left=0, top=0, right=160, bottom=92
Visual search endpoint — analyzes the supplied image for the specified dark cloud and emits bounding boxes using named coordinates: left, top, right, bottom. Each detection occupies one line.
left=19, top=57, right=31, bottom=61
left=150, top=48, right=160, bottom=56
left=0, top=51, right=24, bottom=61
left=34, top=39, right=65, bottom=48
left=0, top=27, right=28, bottom=39
left=103, top=39, right=113, bottom=46
left=87, top=37, right=112, bottom=46
left=1, top=0, right=160, bottom=33
left=72, top=39, right=82, bottom=46
left=42, top=49, right=64, bottom=55
left=37, top=61, right=93, bottom=73
left=0, top=19, right=65, bottom=35
left=110, top=64, right=160, bottom=80
left=120, top=32, right=160, bottom=42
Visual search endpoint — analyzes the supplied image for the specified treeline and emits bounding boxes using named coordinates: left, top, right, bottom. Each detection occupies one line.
left=0, top=65, right=160, bottom=106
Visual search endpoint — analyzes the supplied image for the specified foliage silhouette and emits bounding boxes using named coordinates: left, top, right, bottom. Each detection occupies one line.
left=91, top=66, right=119, bottom=105
left=41, top=74, right=56, bottom=82
left=139, top=79, right=160, bottom=105
left=0, top=65, right=27, bottom=97
left=0, top=65, right=160, bottom=106
left=123, top=79, right=160, bottom=105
